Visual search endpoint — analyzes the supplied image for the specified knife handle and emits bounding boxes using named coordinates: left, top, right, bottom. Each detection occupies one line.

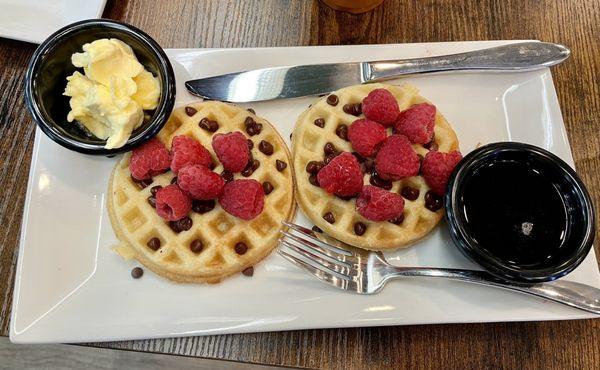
left=366, top=42, right=570, bottom=81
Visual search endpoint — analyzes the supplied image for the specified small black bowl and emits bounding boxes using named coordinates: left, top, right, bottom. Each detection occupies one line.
left=25, top=19, right=175, bottom=155
left=445, top=142, right=595, bottom=283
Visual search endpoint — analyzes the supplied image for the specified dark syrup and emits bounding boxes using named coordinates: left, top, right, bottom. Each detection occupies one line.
left=461, top=160, right=568, bottom=268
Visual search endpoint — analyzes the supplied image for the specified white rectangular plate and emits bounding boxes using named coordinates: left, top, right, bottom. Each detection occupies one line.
left=0, top=0, right=106, bottom=44
left=11, top=41, right=600, bottom=343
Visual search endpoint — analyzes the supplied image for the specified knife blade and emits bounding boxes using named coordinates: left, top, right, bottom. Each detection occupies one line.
left=185, top=42, right=570, bottom=103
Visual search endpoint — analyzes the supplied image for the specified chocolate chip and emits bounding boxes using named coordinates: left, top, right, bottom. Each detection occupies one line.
left=258, top=140, right=274, bottom=155
left=131, top=176, right=153, bottom=189
left=343, top=103, right=362, bottom=116
left=425, top=191, right=443, bottom=212
left=369, top=173, right=392, bottom=190
left=262, top=181, right=274, bottom=195
left=424, top=140, right=438, bottom=151
left=247, top=139, right=254, bottom=150
left=199, top=118, right=219, bottom=132
left=242, top=266, right=254, bottom=276
left=324, top=154, right=337, bottom=164
left=221, top=170, right=233, bottom=182
left=389, top=214, right=405, bottom=225
left=185, top=106, right=197, bottom=116
left=150, top=185, right=162, bottom=195
left=254, top=123, right=262, bottom=135
left=337, top=194, right=355, bottom=201
left=314, top=118, right=325, bottom=128
left=309, top=174, right=319, bottom=187
left=252, top=159, right=260, bottom=171
left=169, top=221, right=182, bottom=233
left=131, top=267, right=144, bottom=279
left=247, top=108, right=256, bottom=114
left=354, top=222, right=367, bottom=236
left=171, top=177, right=178, bottom=184
left=246, top=125, right=257, bottom=136
left=241, top=165, right=254, bottom=177
left=235, top=242, right=248, bottom=255
left=323, top=212, right=335, bottom=224
left=312, top=225, right=323, bottom=233
left=306, top=161, right=321, bottom=174
left=192, top=199, right=215, bottom=213
left=335, top=124, right=348, bottom=141
left=351, top=152, right=365, bottom=163
left=175, top=216, right=193, bottom=231
left=190, top=239, right=203, bottom=253
left=147, top=196, right=156, bottom=208
left=326, top=94, right=339, bottom=106
left=401, top=186, right=420, bottom=201
left=244, top=116, right=255, bottom=127
left=276, top=160, right=287, bottom=171
left=141, top=178, right=153, bottom=188
left=323, top=142, right=336, bottom=156
left=147, top=237, right=161, bottom=250
left=364, top=158, right=375, bottom=173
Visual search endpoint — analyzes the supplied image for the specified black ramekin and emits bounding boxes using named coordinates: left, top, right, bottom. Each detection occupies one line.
left=445, top=142, right=595, bottom=283
left=25, top=19, right=175, bottom=155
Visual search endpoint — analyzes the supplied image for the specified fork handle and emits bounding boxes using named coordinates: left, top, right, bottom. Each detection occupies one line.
left=388, top=267, right=600, bottom=314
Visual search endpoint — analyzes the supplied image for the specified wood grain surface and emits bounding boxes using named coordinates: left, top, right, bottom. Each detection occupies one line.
left=1, top=0, right=600, bottom=368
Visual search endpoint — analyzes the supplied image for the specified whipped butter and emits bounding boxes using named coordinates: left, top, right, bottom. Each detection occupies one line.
left=64, top=38, right=160, bottom=149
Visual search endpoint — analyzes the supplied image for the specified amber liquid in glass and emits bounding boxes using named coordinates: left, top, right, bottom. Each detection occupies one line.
left=321, top=0, right=384, bottom=14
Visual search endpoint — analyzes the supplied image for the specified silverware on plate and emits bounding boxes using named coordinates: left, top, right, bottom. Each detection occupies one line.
left=186, top=42, right=570, bottom=102
left=278, top=221, right=600, bottom=315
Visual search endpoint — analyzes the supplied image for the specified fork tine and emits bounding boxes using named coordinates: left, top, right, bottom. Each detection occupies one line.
left=279, top=239, right=354, bottom=276
left=280, top=230, right=355, bottom=264
left=282, top=221, right=353, bottom=256
left=277, top=249, right=357, bottom=291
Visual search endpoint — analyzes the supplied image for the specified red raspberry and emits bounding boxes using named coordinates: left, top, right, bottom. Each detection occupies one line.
left=421, top=150, right=463, bottom=195
left=375, top=135, right=420, bottom=180
left=316, top=152, right=364, bottom=197
left=218, top=179, right=264, bottom=220
left=361, top=88, right=400, bottom=127
left=348, top=119, right=387, bottom=157
left=155, top=184, right=192, bottom=221
left=356, top=185, right=405, bottom=221
left=170, top=135, right=213, bottom=175
left=212, top=131, right=250, bottom=173
left=394, top=103, right=436, bottom=144
left=177, top=164, right=225, bottom=200
left=129, top=138, right=170, bottom=180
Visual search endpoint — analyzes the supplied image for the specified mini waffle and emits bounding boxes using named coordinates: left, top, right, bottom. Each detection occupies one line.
left=292, top=83, right=459, bottom=250
left=108, top=101, right=296, bottom=283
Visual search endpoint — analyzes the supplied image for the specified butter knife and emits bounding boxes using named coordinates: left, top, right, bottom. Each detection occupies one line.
left=185, top=42, right=570, bottom=103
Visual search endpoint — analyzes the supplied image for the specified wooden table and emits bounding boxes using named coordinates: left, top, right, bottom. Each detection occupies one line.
left=1, top=0, right=599, bottom=368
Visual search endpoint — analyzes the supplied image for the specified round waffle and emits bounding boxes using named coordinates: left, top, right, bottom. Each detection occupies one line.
left=108, top=101, right=296, bottom=283
left=292, top=83, right=459, bottom=250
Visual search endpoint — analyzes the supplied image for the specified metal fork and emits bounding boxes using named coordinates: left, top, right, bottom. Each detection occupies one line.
left=277, top=221, right=600, bottom=314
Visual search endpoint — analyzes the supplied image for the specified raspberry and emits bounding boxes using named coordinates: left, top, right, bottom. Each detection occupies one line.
left=170, top=135, right=213, bottom=175
left=129, top=138, right=170, bottom=180
left=375, top=135, right=420, bottom=180
left=177, top=164, right=225, bottom=200
left=394, top=103, right=436, bottom=144
left=218, top=179, right=264, bottom=220
left=155, top=184, right=192, bottom=221
left=348, top=119, right=387, bottom=157
left=361, top=88, right=400, bottom=127
left=316, top=152, right=364, bottom=197
left=212, top=131, right=250, bottom=173
left=356, top=185, right=405, bottom=221
left=421, top=150, right=463, bottom=195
